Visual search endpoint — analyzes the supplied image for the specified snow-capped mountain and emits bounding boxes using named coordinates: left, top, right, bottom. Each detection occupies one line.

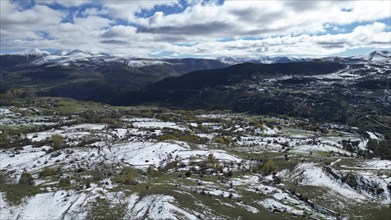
left=14, top=49, right=176, bottom=68
left=58, top=49, right=95, bottom=56
left=366, top=50, right=391, bottom=62
left=24, top=49, right=129, bottom=67
left=5, top=49, right=391, bottom=68
left=15, top=48, right=50, bottom=57
left=219, top=50, right=390, bottom=65
left=321, top=50, right=391, bottom=64
left=218, top=55, right=310, bottom=65
left=127, top=59, right=172, bottom=68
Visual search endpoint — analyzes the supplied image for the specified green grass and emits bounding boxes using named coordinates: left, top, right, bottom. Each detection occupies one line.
left=331, top=158, right=362, bottom=169
left=53, top=99, right=105, bottom=115
left=0, top=184, right=42, bottom=205
left=282, top=128, right=314, bottom=138
left=87, top=197, right=128, bottom=220
left=315, top=151, right=333, bottom=157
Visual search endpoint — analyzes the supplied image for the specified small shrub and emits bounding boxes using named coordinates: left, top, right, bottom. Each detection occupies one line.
left=0, top=132, right=11, bottom=148
left=214, top=136, right=232, bottom=145
left=77, top=168, right=86, bottom=173
left=113, top=168, right=138, bottom=185
left=217, top=165, right=224, bottom=173
left=147, top=166, right=160, bottom=177
left=224, top=170, right=233, bottom=177
left=40, top=166, right=58, bottom=177
left=185, top=170, right=192, bottom=178
left=262, top=160, right=276, bottom=175
left=19, top=172, right=34, bottom=185
left=207, top=153, right=216, bottom=164
left=113, top=174, right=137, bottom=185
left=92, top=169, right=105, bottom=181
left=51, top=134, right=65, bottom=150
left=161, top=161, right=178, bottom=172
left=59, top=178, right=71, bottom=187
left=214, top=137, right=225, bottom=144
left=0, top=173, right=10, bottom=184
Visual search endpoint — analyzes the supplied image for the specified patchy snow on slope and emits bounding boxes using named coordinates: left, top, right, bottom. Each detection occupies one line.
left=127, top=60, right=171, bottom=67
left=112, top=128, right=128, bottom=139
left=197, top=133, right=215, bottom=140
left=69, top=124, right=107, bottom=131
left=104, top=141, right=240, bottom=168
left=237, top=203, right=259, bottom=213
left=199, top=114, right=228, bottom=119
left=258, top=198, right=304, bottom=216
left=0, top=191, right=89, bottom=220
left=108, top=142, right=189, bottom=167
left=0, top=146, right=46, bottom=172
left=26, top=123, right=108, bottom=143
left=229, top=175, right=262, bottom=187
left=366, top=131, right=381, bottom=140
left=0, top=150, right=45, bottom=170
left=290, top=163, right=367, bottom=201
left=18, top=191, right=87, bottom=220
left=362, top=160, right=391, bottom=170
left=0, top=193, right=16, bottom=220
left=26, top=129, right=90, bottom=142
left=354, top=171, right=391, bottom=205
left=133, top=121, right=186, bottom=131
left=175, top=150, right=241, bottom=163
left=205, top=189, right=240, bottom=198
left=261, top=126, right=279, bottom=135
left=122, top=117, right=156, bottom=123
left=0, top=108, right=14, bottom=117
left=126, top=194, right=199, bottom=220
left=291, top=143, right=348, bottom=155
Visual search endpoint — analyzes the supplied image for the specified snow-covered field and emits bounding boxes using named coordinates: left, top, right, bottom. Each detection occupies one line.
left=0, top=190, right=201, bottom=220
left=1, top=105, right=390, bottom=220
left=288, top=162, right=391, bottom=205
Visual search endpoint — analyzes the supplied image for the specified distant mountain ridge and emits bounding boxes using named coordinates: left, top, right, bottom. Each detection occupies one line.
left=0, top=49, right=228, bottom=103
left=218, top=50, right=390, bottom=65
left=3, top=49, right=229, bottom=69
left=4, top=49, right=390, bottom=68
left=122, top=55, right=390, bottom=123
left=217, top=55, right=310, bottom=65
left=0, top=49, right=389, bottom=105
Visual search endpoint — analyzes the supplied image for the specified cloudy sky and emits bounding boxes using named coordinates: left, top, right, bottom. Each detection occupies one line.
left=1, top=0, right=390, bottom=57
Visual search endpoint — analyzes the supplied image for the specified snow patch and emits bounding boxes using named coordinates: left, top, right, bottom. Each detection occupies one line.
left=126, top=194, right=199, bottom=220
left=290, top=163, right=367, bottom=201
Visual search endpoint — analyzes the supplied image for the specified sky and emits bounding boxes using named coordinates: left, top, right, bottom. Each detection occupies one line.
left=0, top=0, right=390, bottom=58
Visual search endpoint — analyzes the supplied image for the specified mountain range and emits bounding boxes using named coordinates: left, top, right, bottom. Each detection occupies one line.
left=0, top=49, right=389, bottom=107
left=0, top=48, right=391, bottom=219
left=4, top=49, right=391, bottom=67
left=0, top=49, right=227, bottom=103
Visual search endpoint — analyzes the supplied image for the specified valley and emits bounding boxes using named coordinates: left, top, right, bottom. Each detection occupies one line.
left=1, top=0, right=390, bottom=219
left=0, top=50, right=390, bottom=220
left=0, top=98, right=390, bottom=219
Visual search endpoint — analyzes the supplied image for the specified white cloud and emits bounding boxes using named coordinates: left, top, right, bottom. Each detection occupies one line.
left=154, top=22, right=391, bottom=57
left=0, top=0, right=65, bottom=40
left=137, top=0, right=391, bottom=40
left=35, top=0, right=93, bottom=7
left=0, top=0, right=390, bottom=57
left=100, top=0, right=179, bottom=24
